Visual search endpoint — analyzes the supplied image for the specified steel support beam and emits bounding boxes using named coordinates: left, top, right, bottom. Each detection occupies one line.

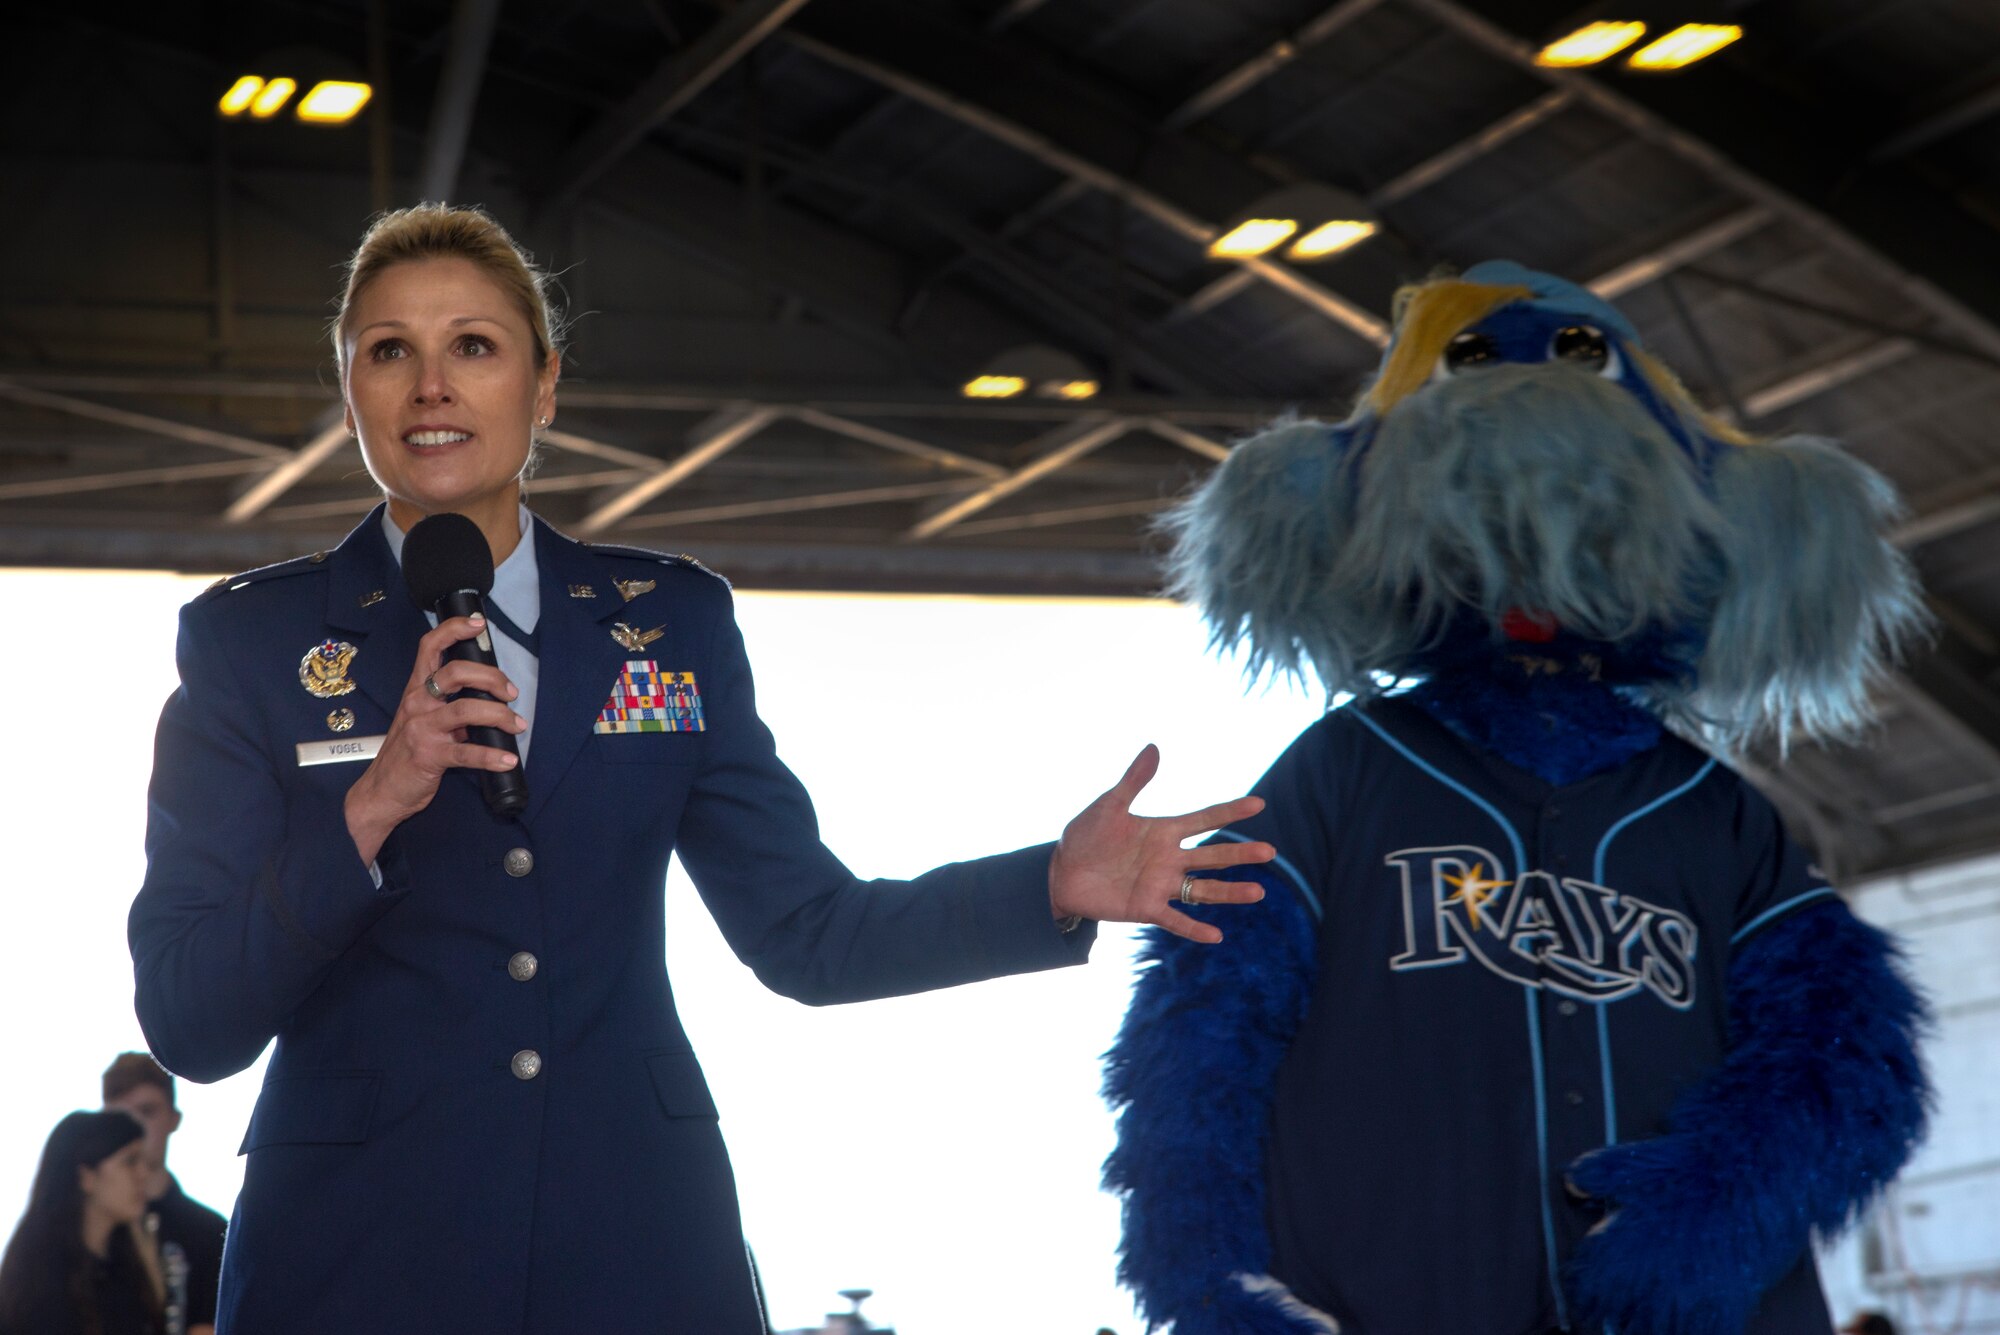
left=1163, top=0, right=1392, bottom=131
left=538, top=0, right=814, bottom=212
left=1741, top=339, right=1917, bottom=421
left=1167, top=90, right=1578, bottom=327
left=945, top=494, right=1167, bottom=538
left=0, top=459, right=268, bottom=502
left=781, top=9, right=1390, bottom=346
left=224, top=421, right=353, bottom=522
left=907, top=415, right=1130, bottom=539
left=1134, top=417, right=1229, bottom=462
left=986, top=0, right=1057, bottom=31
left=619, top=478, right=979, bottom=530
left=1892, top=465, right=2000, bottom=550
left=579, top=406, right=782, bottom=533
left=1886, top=663, right=2000, bottom=784
left=789, top=408, right=1005, bottom=477
left=1411, top=0, right=2000, bottom=363
left=1588, top=208, right=1772, bottom=300
left=538, top=427, right=680, bottom=472
left=417, top=0, right=504, bottom=202
left=1374, top=90, right=1573, bottom=208
left=0, top=368, right=1321, bottom=427
left=1869, top=59, right=2000, bottom=164
left=0, top=382, right=290, bottom=460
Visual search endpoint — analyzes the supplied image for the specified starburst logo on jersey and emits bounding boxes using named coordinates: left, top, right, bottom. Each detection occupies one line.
left=1385, top=844, right=1697, bottom=1007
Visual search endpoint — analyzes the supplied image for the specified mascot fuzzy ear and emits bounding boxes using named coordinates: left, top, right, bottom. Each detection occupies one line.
left=1695, top=437, right=1925, bottom=746
left=1165, top=260, right=1931, bottom=751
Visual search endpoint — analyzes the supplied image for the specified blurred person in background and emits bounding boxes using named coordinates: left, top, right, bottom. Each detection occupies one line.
left=1839, top=1314, right=1898, bottom=1335
left=102, top=1054, right=221, bottom=1335
left=0, top=1110, right=166, bottom=1335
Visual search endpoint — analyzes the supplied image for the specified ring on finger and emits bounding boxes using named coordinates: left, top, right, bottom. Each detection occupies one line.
left=1179, top=873, right=1199, bottom=906
left=424, top=672, right=446, bottom=702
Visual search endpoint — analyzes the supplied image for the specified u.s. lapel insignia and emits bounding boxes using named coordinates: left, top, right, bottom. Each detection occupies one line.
left=568, top=584, right=596, bottom=599
left=613, top=578, right=655, bottom=602
left=358, top=589, right=386, bottom=609
left=299, top=640, right=359, bottom=698
left=611, top=622, right=665, bottom=653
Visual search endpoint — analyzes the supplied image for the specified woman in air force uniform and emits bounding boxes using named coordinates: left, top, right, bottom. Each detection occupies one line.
left=128, top=204, right=1274, bottom=1333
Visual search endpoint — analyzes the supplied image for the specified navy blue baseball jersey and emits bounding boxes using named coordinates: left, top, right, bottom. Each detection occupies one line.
left=1215, top=698, right=1835, bottom=1334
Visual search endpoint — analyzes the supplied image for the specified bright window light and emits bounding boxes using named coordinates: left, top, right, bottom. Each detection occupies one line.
left=296, top=80, right=373, bottom=123
left=249, top=76, right=297, bottom=118
left=1208, top=218, right=1298, bottom=260
left=961, top=375, right=1027, bottom=399
left=218, top=75, right=266, bottom=116
left=1536, top=20, right=1648, bottom=67
left=1049, top=379, right=1100, bottom=401
left=1288, top=219, right=1378, bottom=260
left=1626, top=23, right=1742, bottom=70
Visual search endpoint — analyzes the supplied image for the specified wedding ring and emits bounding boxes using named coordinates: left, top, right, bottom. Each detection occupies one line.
left=1179, top=874, right=1198, bottom=906
left=424, top=672, right=446, bottom=701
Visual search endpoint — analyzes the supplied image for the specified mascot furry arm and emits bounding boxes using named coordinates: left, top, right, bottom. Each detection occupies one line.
left=1102, top=869, right=1326, bottom=1335
left=1565, top=900, right=1930, bottom=1335
left=1106, top=261, right=1931, bottom=1335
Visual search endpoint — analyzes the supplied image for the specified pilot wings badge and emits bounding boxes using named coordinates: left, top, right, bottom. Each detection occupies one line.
left=299, top=639, right=359, bottom=699
left=611, top=622, right=665, bottom=653
left=613, top=578, right=656, bottom=602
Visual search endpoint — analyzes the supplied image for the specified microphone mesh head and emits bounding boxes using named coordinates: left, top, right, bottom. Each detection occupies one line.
left=402, top=512, right=496, bottom=609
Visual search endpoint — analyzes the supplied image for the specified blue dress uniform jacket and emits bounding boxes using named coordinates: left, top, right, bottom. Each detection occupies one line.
left=130, top=508, right=1092, bottom=1333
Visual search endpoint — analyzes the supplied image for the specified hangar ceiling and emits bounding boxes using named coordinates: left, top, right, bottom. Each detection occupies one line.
left=4, top=0, right=2000, bottom=878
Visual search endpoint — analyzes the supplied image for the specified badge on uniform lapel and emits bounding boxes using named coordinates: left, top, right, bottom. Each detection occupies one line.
left=595, top=660, right=704, bottom=734
left=299, top=640, right=359, bottom=698
left=326, top=707, right=357, bottom=733
left=613, top=578, right=655, bottom=602
left=568, top=584, right=596, bottom=599
left=611, top=622, right=665, bottom=653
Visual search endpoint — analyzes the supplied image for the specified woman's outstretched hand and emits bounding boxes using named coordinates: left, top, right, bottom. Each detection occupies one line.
left=1048, top=744, right=1274, bottom=944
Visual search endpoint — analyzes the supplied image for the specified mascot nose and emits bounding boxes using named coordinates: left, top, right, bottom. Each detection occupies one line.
left=1502, top=608, right=1559, bottom=642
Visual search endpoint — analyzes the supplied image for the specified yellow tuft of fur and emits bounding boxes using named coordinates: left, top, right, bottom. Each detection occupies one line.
left=1629, top=348, right=1762, bottom=447
left=1365, top=280, right=1534, bottom=415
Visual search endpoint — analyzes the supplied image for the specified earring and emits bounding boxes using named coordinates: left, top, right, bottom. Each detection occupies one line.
left=537, top=416, right=549, bottom=428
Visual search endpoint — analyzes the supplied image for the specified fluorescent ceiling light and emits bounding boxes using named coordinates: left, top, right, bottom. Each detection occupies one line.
left=1627, top=23, right=1742, bottom=70
left=1208, top=219, right=1298, bottom=260
left=218, top=76, right=265, bottom=117
left=1536, top=21, right=1648, bottom=67
left=249, top=77, right=297, bottom=119
left=297, top=81, right=373, bottom=123
left=1289, top=219, right=1378, bottom=260
left=1049, top=380, right=1100, bottom=401
left=962, top=375, right=1028, bottom=399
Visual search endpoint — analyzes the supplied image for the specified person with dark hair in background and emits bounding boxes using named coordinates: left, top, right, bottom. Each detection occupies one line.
left=102, top=1054, right=222, bottom=1335
left=1839, top=1314, right=1899, bottom=1335
left=0, top=1111, right=166, bottom=1335
left=128, top=202, right=1274, bottom=1332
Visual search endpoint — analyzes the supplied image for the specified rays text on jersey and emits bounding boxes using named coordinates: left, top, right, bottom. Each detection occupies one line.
left=1386, top=844, right=1697, bottom=1008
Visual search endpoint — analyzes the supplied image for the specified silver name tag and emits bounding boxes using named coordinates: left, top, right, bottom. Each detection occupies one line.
left=296, top=735, right=386, bottom=767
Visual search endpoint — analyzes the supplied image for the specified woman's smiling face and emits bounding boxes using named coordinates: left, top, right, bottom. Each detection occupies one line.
left=342, top=256, right=558, bottom=541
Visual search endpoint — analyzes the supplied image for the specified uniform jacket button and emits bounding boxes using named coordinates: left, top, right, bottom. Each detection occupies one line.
left=508, top=951, right=539, bottom=982
left=511, top=1049, right=542, bottom=1080
left=504, top=847, right=534, bottom=877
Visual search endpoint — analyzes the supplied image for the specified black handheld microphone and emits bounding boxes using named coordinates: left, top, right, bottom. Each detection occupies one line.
left=402, top=512, right=530, bottom=818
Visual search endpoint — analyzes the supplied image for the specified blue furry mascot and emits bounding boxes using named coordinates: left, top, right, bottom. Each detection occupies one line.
left=1104, top=262, right=1933, bottom=1335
